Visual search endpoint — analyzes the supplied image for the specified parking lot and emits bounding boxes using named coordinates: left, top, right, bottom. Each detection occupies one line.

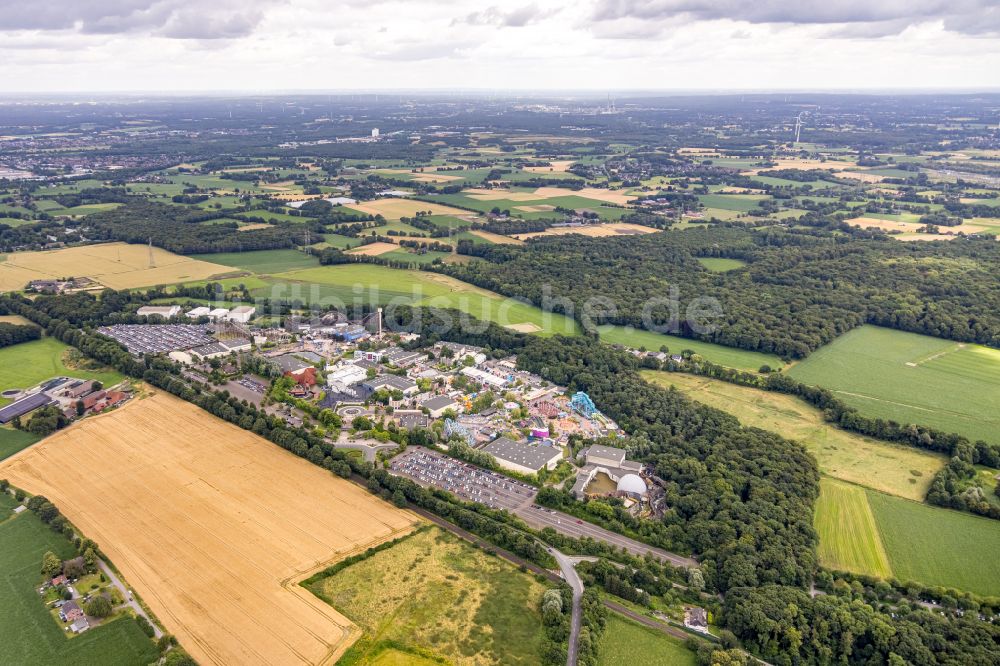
left=388, top=448, right=536, bottom=511
left=97, top=324, right=214, bottom=355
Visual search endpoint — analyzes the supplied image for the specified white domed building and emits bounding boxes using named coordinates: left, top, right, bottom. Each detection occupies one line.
left=616, top=473, right=647, bottom=500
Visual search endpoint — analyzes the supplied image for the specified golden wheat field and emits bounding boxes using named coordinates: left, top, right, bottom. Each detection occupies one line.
left=0, top=392, right=419, bottom=666
left=0, top=242, right=236, bottom=292
left=512, top=222, right=658, bottom=240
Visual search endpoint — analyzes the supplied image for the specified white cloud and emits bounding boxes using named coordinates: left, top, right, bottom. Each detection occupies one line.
left=0, top=0, right=997, bottom=90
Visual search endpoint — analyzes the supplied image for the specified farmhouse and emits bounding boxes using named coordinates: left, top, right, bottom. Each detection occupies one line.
left=482, top=437, right=562, bottom=475
left=58, top=601, right=84, bottom=622
left=421, top=395, right=457, bottom=418
left=137, top=305, right=181, bottom=319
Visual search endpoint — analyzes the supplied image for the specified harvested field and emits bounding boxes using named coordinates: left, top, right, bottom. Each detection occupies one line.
left=468, top=230, right=523, bottom=245
left=835, top=170, right=885, bottom=183
left=346, top=242, right=398, bottom=256
left=343, top=199, right=468, bottom=219
left=512, top=222, right=657, bottom=240
left=236, top=223, right=273, bottom=232
left=464, top=189, right=542, bottom=202
left=850, top=216, right=989, bottom=237
left=0, top=242, right=236, bottom=292
left=0, top=392, right=418, bottom=666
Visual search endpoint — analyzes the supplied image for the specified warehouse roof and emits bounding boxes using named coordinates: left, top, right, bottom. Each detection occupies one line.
left=482, top=437, right=561, bottom=472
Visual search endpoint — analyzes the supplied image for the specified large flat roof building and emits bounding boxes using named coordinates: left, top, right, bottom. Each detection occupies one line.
left=482, top=437, right=562, bottom=475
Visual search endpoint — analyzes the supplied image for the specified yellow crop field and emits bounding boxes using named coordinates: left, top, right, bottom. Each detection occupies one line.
left=0, top=392, right=419, bottom=666
left=344, top=199, right=469, bottom=219
left=512, top=222, right=658, bottom=240
left=0, top=242, right=237, bottom=292
left=346, top=242, right=398, bottom=256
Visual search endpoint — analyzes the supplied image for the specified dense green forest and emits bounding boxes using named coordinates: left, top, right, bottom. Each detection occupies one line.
left=440, top=226, right=1000, bottom=358
left=86, top=199, right=297, bottom=253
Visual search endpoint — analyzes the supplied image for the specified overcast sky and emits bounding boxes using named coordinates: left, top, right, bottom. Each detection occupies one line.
left=1, top=0, right=998, bottom=92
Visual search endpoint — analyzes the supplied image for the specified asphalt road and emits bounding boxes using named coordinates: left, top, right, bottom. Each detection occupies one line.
left=515, top=505, right=697, bottom=569
left=552, top=550, right=583, bottom=666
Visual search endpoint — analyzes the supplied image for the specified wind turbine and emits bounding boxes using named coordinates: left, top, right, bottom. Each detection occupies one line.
left=794, top=112, right=808, bottom=145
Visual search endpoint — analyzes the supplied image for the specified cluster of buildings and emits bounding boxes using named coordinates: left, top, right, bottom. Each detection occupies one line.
left=0, top=377, right=129, bottom=426
left=136, top=304, right=256, bottom=324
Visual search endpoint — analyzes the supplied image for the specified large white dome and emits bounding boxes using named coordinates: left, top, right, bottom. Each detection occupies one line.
left=617, top=473, right=647, bottom=497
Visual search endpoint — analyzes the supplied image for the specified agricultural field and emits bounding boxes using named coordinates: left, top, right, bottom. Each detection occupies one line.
left=305, top=526, right=549, bottom=666
left=0, top=488, right=159, bottom=666
left=596, top=614, right=696, bottom=666
left=0, top=242, right=238, bottom=292
left=343, top=199, right=471, bottom=220
left=190, top=248, right=320, bottom=274
left=867, top=490, right=1000, bottom=597
left=697, top=193, right=770, bottom=212
left=813, top=479, right=1000, bottom=596
left=267, top=264, right=581, bottom=336
left=787, top=325, right=1000, bottom=443
left=0, top=337, right=123, bottom=395
left=640, top=372, right=944, bottom=500
left=601, top=325, right=782, bottom=371
left=695, top=257, right=747, bottom=272
left=0, top=392, right=419, bottom=666
left=0, top=427, right=41, bottom=461
left=814, top=479, right=893, bottom=577
left=511, top=222, right=657, bottom=240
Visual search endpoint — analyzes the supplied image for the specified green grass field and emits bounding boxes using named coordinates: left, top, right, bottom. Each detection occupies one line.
left=640, top=372, right=944, bottom=500
left=305, top=526, right=548, bottom=666
left=0, top=427, right=42, bottom=462
left=0, top=494, right=159, bottom=665
left=600, top=325, right=782, bottom=371
left=815, top=479, right=893, bottom=577
left=0, top=338, right=123, bottom=393
left=695, top=257, right=747, bottom=272
left=596, top=614, right=696, bottom=666
left=813, top=479, right=1000, bottom=596
left=697, top=194, right=770, bottom=212
left=266, top=265, right=580, bottom=336
left=787, top=325, right=1000, bottom=443
left=867, top=490, right=1000, bottom=596
left=189, top=249, right=319, bottom=274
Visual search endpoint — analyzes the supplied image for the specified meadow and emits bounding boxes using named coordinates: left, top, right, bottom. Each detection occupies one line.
left=695, top=257, right=747, bottom=272
left=867, top=490, right=1000, bottom=597
left=0, top=392, right=419, bottom=666
left=189, top=248, right=319, bottom=274
left=0, top=337, right=123, bottom=394
left=305, top=526, right=549, bottom=666
left=0, top=490, right=158, bottom=666
left=0, top=427, right=42, bottom=461
left=640, top=372, right=944, bottom=500
left=812, top=479, right=1000, bottom=596
left=596, top=614, right=696, bottom=666
left=601, top=325, right=782, bottom=371
left=787, top=325, right=1000, bottom=443
left=267, top=264, right=581, bottom=336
